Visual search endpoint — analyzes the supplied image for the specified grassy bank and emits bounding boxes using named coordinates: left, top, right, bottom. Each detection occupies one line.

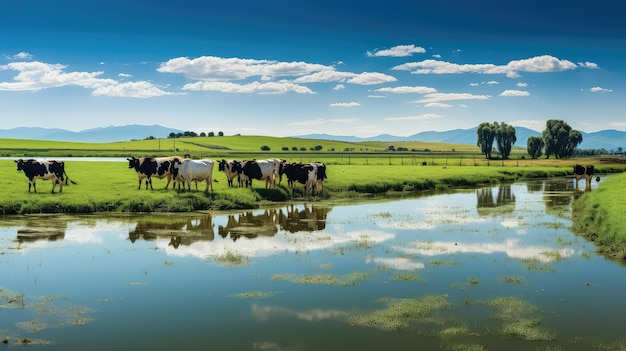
left=571, top=173, right=626, bottom=260
left=3, top=159, right=620, bottom=215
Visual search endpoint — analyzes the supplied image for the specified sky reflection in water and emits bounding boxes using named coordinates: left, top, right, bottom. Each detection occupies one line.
left=1, top=178, right=625, bottom=351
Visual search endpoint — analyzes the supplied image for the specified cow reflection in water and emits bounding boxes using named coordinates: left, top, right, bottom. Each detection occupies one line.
left=218, top=205, right=329, bottom=241
left=476, top=185, right=516, bottom=215
left=128, top=215, right=214, bottom=247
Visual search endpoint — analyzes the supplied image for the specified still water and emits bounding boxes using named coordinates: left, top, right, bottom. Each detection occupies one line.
left=1, top=178, right=624, bottom=350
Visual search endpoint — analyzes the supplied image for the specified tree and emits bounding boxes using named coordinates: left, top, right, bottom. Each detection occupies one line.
left=477, top=122, right=496, bottom=159
left=218, top=131, right=224, bottom=136
left=542, top=119, right=583, bottom=159
left=526, top=136, right=545, bottom=159
left=260, top=145, right=270, bottom=151
left=494, top=122, right=516, bottom=159
left=208, top=132, right=215, bottom=137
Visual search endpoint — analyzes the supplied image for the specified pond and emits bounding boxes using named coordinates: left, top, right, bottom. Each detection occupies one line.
left=1, top=178, right=624, bottom=350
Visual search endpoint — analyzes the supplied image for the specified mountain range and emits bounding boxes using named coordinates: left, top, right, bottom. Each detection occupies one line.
left=0, top=125, right=624, bottom=151
left=297, top=127, right=626, bottom=152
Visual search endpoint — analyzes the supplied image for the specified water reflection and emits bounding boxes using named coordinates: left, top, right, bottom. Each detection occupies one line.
left=476, top=184, right=516, bottom=215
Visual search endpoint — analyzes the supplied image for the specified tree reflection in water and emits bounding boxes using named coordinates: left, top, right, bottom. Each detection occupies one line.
left=476, top=184, right=516, bottom=215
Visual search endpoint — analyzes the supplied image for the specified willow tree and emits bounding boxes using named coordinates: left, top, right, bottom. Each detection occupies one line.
left=542, top=119, right=583, bottom=159
left=494, top=122, right=516, bottom=159
left=526, top=136, right=545, bottom=159
left=477, top=122, right=496, bottom=159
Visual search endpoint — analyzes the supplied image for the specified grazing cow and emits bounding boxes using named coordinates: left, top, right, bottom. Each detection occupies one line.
left=573, top=164, right=595, bottom=191
left=173, top=159, right=215, bottom=191
left=282, top=162, right=318, bottom=195
left=127, top=156, right=180, bottom=190
left=239, top=159, right=280, bottom=188
left=15, top=159, right=74, bottom=193
left=312, top=162, right=327, bottom=192
left=218, top=159, right=240, bottom=187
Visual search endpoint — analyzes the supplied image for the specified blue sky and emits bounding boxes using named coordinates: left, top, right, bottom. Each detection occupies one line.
left=1, top=0, right=624, bottom=137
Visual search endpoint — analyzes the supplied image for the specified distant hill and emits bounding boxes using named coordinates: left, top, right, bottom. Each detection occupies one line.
left=297, top=127, right=626, bottom=151
left=0, top=124, right=183, bottom=143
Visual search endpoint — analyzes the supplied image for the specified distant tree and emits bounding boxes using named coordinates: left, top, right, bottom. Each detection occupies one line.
left=168, top=132, right=177, bottom=139
left=208, top=132, right=215, bottom=137
left=145, top=135, right=156, bottom=140
left=218, top=131, right=224, bottom=136
left=388, top=145, right=395, bottom=151
left=314, top=145, right=323, bottom=151
left=542, top=119, right=583, bottom=159
left=200, top=132, right=207, bottom=137
left=494, top=122, right=516, bottom=159
left=526, top=136, right=545, bottom=159
left=477, top=122, right=496, bottom=159
left=291, top=146, right=298, bottom=151
left=300, top=147, right=307, bottom=151
left=282, top=147, right=289, bottom=151
left=260, top=145, right=270, bottom=151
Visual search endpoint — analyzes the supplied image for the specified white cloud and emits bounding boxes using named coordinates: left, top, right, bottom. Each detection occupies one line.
left=158, top=56, right=331, bottom=81
left=333, top=84, right=345, bottom=90
left=384, top=113, right=443, bottom=121
left=469, top=82, right=479, bottom=86
left=432, top=54, right=441, bottom=58
left=367, top=95, right=386, bottom=98
left=500, top=89, right=530, bottom=97
left=5, top=52, right=34, bottom=60
left=374, top=86, right=437, bottom=94
left=424, top=102, right=453, bottom=108
left=393, top=55, right=578, bottom=78
left=578, top=61, right=600, bottom=69
left=367, top=44, right=426, bottom=57
left=118, top=73, right=132, bottom=78
left=413, top=92, right=491, bottom=104
left=486, top=80, right=499, bottom=85
left=516, top=82, right=528, bottom=87
left=590, top=86, right=612, bottom=93
left=0, top=61, right=115, bottom=91
left=183, top=80, right=314, bottom=94
left=511, top=119, right=545, bottom=131
left=329, top=102, right=360, bottom=107
left=0, top=60, right=174, bottom=98
left=345, top=72, right=397, bottom=85
left=92, top=81, right=175, bottom=98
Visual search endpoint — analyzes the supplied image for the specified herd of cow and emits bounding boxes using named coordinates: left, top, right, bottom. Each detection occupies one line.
left=13, top=157, right=594, bottom=195
left=14, top=157, right=327, bottom=195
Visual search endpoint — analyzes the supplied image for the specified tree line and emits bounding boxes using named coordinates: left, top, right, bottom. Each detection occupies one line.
left=477, top=119, right=583, bottom=160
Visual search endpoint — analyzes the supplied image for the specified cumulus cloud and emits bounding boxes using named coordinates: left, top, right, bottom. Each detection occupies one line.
left=0, top=60, right=173, bottom=97
left=393, top=55, right=579, bottom=78
left=92, top=81, right=176, bottom=98
left=374, top=85, right=437, bottom=94
left=516, top=82, right=528, bottom=87
left=345, top=72, right=397, bottom=85
left=158, top=56, right=330, bottom=81
left=424, top=102, right=453, bottom=108
left=367, top=44, right=426, bottom=57
left=500, top=89, right=530, bottom=97
left=329, top=102, right=360, bottom=107
left=590, top=86, right=612, bottom=93
left=5, top=52, right=34, bottom=60
left=413, top=92, right=491, bottom=104
left=384, top=113, right=443, bottom=121
left=333, top=84, right=345, bottom=90
left=578, top=61, right=599, bottom=69
left=183, top=80, right=314, bottom=94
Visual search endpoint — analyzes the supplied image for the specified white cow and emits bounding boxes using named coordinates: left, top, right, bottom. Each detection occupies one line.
left=240, top=159, right=280, bottom=188
left=175, top=159, right=215, bottom=191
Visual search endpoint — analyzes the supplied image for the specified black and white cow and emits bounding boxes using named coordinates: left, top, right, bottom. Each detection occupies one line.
left=282, top=162, right=318, bottom=195
left=15, top=159, right=74, bottom=193
left=173, top=159, right=215, bottom=191
left=312, top=162, right=327, bottom=192
left=238, top=159, right=281, bottom=188
left=127, top=156, right=180, bottom=190
left=218, top=159, right=240, bottom=187
left=573, top=164, right=595, bottom=191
